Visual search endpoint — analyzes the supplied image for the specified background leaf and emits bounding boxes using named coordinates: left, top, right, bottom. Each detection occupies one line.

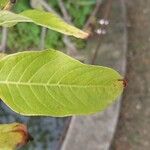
left=0, top=123, right=32, bottom=150
left=0, top=50, right=124, bottom=117
left=0, top=0, right=9, bottom=9
left=0, top=10, right=89, bottom=38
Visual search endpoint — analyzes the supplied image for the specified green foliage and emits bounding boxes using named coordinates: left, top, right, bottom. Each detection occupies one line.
left=13, top=0, right=30, bottom=13
left=1, top=0, right=94, bottom=51
left=46, top=0, right=96, bottom=27
left=8, top=23, right=40, bottom=52
left=66, top=2, right=93, bottom=28
left=45, top=30, right=64, bottom=49
left=0, top=1, right=123, bottom=117
left=0, top=50, right=123, bottom=116
left=8, top=0, right=41, bottom=51
left=49, top=0, right=96, bottom=49
left=0, top=10, right=88, bottom=37
left=21, top=9, right=88, bottom=38
left=0, top=0, right=9, bottom=9
left=75, top=0, right=97, bottom=6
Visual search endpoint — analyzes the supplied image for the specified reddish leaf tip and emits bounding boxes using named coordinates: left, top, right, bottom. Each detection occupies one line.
left=12, top=124, right=33, bottom=147
left=118, top=79, right=128, bottom=88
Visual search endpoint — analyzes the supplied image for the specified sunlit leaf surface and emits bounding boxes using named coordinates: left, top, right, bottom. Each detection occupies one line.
left=0, top=10, right=89, bottom=38
left=0, top=50, right=124, bottom=116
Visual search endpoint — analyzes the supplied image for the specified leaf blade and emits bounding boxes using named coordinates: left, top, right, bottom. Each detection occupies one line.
left=0, top=50, right=124, bottom=116
left=0, top=123, right=32, bottom=150
left=0, top=10, right=89, bottom=38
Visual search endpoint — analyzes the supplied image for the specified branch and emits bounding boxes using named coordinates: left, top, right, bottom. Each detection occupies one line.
left=0, top=0, right=17, bottom=52
left=91, top=0, right=113, bottom=64
left=0, top=27, right=8, bottom=52
left=31, top=0, right=59, bottom=50
left=84, top=0, right=103, bottom=30
left=39, top=27, right=47, bottom=50
left=38, top=0, right=58, bottom=14
left=57, top=0, right=72, bottom=23
left=57, top=0, right=79, bottom=57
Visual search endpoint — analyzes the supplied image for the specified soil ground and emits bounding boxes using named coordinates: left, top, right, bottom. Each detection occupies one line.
left=111, top=0, right=150, bottom=149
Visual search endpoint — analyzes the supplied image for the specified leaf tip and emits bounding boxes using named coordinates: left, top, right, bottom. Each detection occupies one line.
left=118, top=79, right=128, bottom=88
left=76, top=30, right=90, bottom=39
left=12, top=123, right=33, bottom=148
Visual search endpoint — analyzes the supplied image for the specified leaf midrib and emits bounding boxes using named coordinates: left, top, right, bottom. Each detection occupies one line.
left=0, top=80, right=114, bottom=88
left=0, top=19, right=32, bottom=26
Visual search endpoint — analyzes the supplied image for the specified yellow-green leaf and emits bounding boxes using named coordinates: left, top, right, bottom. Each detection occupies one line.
left=0, top=10, right=89, bottom=38
left=0, top=49, right=124, bottom=117
left=0, top=123, right=32, bottom=150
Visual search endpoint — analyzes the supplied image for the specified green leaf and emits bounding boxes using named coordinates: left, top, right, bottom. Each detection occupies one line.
left=0, top=53, right=6, bottom=59
left=0, top=0, right=9, bottom=9
left=0, top=50, right=124, bottom=117
left=0, top=123, right=32, bottom=150
left=0, top=9, right=89, bottom=38
left=0, top=10, right=31, bottom=27
left=76, top=0, right=97, bottom=6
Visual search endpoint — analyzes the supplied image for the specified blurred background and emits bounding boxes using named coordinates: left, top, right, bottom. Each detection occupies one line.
left=0, top=0, right=150, bottom=150
left=0, top=0, right=95, bottom=53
